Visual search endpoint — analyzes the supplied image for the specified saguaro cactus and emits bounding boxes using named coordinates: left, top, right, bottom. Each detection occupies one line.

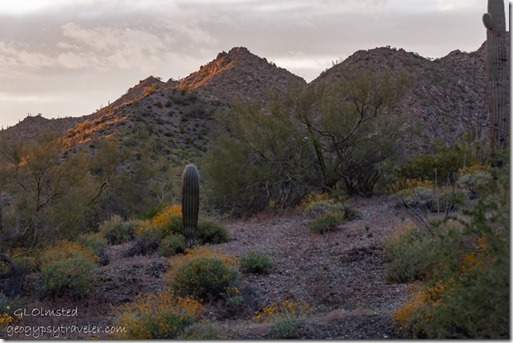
left=181, top=163, right=200, bottom=247
left=483, top=0, right=509, bottom=166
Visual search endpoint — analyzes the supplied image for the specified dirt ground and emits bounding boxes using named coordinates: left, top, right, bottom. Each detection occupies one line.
left=3, top=195, right=412, bottom=339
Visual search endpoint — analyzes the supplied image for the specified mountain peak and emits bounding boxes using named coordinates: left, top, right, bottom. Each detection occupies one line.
left=177, top=47, right=305, bottom=101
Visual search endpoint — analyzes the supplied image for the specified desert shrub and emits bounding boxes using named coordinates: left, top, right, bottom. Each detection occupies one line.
left=40, top=240, right=99, bottom=268
left=169, top=257, right=239, bottom=301
left=197, top=218, right=230, bottom=244
left=398, top=143, right=480, bottom=185
left=8, top=255, right=38, bottom=274
left=75, top=232, right=110, bottom=265
left=38, top=255, right=97, bottom=298
left=158, top=234, right=186, bottom=257
left=99, top=215, right=137, bottom=245
left=303, top=199, right=344, bottom=219
left=393, top=160, right=509, bottom=338
left=268, top=318, right=304, bottom=339
left=308, top=210, right=345, bottom=234
left=456, top=168, right=493, bottom=198
left=151, top=205, right=182, bottom=230
left=341, top=204, right=361, bottom=220
left=303, top=199, right=360, bottom=221
left=239, top=251, right=274, bottom=274
left=115, top=293, right=204, bottom=339
left=202, top=99, right=316, bottom=216
left=299, top=192, right=337, bottom=209
left=254, top=299, right=311, bottom=338
left=37, top=241, right=99, bottom=298
left=180, top=320, right=224, bottom=339
left=382, top=222, right=439, bottom=283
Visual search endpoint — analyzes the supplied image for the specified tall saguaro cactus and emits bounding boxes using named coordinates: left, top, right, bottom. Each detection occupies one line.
left=181, top=163, right=200, bottom=247
left=483, top=0, right=509, bottom=166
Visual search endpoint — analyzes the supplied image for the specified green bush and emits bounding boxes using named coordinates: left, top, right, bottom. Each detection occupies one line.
left=38, top=255, right=97, bottom=298
left=308, top=210, right=345, bottom=234
left=303, top=200, right=345, bottom=219
left=382, top=223, right=438, bottom=283
left=180, top=321, right=223, bottom=340
left=398, top=143, right=479, bottom=185
left=162, top=214, right=183, bottom=236
left=170, top=257, right=239, bottom=301
left=100, top=215, right=137, bottom=245
left=239, top=251, right=274, bottom=274
left=75, top=232, right=109, bottom=265
left=115, top=294, right=204, bottom=339
left=268, top=318, right=304, bottom=339
left=158, top=234, right=186, bottom=257
left=197, top=219, right=230, bottom=244
left=393, top=159, right=509, bottom=338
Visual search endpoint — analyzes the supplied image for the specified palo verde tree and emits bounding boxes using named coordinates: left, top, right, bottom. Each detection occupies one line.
left=0, top=133, right=134, bottom=251
left=296, top=71, right=408, bottom=196
left=202, top=95, right=317, bottom=216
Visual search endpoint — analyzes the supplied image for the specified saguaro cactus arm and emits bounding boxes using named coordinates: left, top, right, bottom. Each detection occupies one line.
left=181, top=164, right=200, bottom=247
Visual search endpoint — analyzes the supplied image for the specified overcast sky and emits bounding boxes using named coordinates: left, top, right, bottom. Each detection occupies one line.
left=0, top=0, right=510, bottom=129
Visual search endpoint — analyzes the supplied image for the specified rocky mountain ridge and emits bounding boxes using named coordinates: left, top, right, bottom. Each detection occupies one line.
left=0, top=42, right=495, bottom=156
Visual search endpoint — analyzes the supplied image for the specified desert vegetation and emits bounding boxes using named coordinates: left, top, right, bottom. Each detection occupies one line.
left=0, top=22, right=509, bottom=338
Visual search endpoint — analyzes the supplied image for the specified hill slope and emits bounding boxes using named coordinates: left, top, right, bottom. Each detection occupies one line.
left=1, top=42, right=493, bottom=157
left=311, top=43, right=489, bottom=152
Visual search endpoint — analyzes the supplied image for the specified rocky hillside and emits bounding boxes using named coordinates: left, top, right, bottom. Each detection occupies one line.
left=0, top=114, right=82, bottom=142
left=0, top=42, right=496, bottom=157
left=177, top=47, right=306, bottom=103
left=311, top=42, right=491, bottom=152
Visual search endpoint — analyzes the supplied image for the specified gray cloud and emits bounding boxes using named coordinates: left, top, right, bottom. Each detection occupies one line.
left=0, top=0, right=503, bottom=128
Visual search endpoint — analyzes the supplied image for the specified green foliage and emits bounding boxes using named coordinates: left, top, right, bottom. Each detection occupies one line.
left=202, top=98, right=316, bottom=216
left=99, top=215, right=137, bottom=245
left=203, top=71, right=406, bottom=216
left=158, top=234, right=186, bottom=257
left=308, top=210, right=345, bottom=234
left=268, top=318, right=304, bottom=339
left=180, top=320, right=223, bottom=339
left=398, top=143, right=478, bottom=184
left=115, top=294, right=204, bottom=339
left=382, top=223, right=439, bottom=283
left=197, top=218, right=230, bottom=244
left=304, top=199, right=359, bottom=234
left=298, top=71, right=408, bottom=196
left=162, top=214, right=183, bottom=236
left=303, top=199, right=345, bottom=219
left=170, top=257, right=239, bottom=301
left=392, top=159, right=510, bottom=338
left=36, top=241, right=99, bottom=298
left=38, top=255, right=97, bottom=298
left=239, top=251, right=274, bottom=274
left=75, top=232, right=110, bottom=265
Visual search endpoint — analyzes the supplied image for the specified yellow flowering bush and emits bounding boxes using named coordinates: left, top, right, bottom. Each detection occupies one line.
left=114, top=293, right=204, bottom=339
left=0, top=312, right=14, bottom=329
left=136, top=204, right=182, bottom=236
left=40, top=240, right=99, bottom=268
left=299, top=192, right=332, bottom=210
left=37, top=240, right=99, bottom=298
left=165, top=246, right=239, bottom=302
left=253, top=300, right=310, bottom=322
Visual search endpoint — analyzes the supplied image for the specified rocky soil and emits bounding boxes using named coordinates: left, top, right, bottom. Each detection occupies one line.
left=5, top=195, right=412, bottom=339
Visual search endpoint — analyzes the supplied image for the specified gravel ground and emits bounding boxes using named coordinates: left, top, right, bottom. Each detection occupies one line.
left=211, top=195, right=410, bottom=339
left=5, top=195, right=411, bottom=339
